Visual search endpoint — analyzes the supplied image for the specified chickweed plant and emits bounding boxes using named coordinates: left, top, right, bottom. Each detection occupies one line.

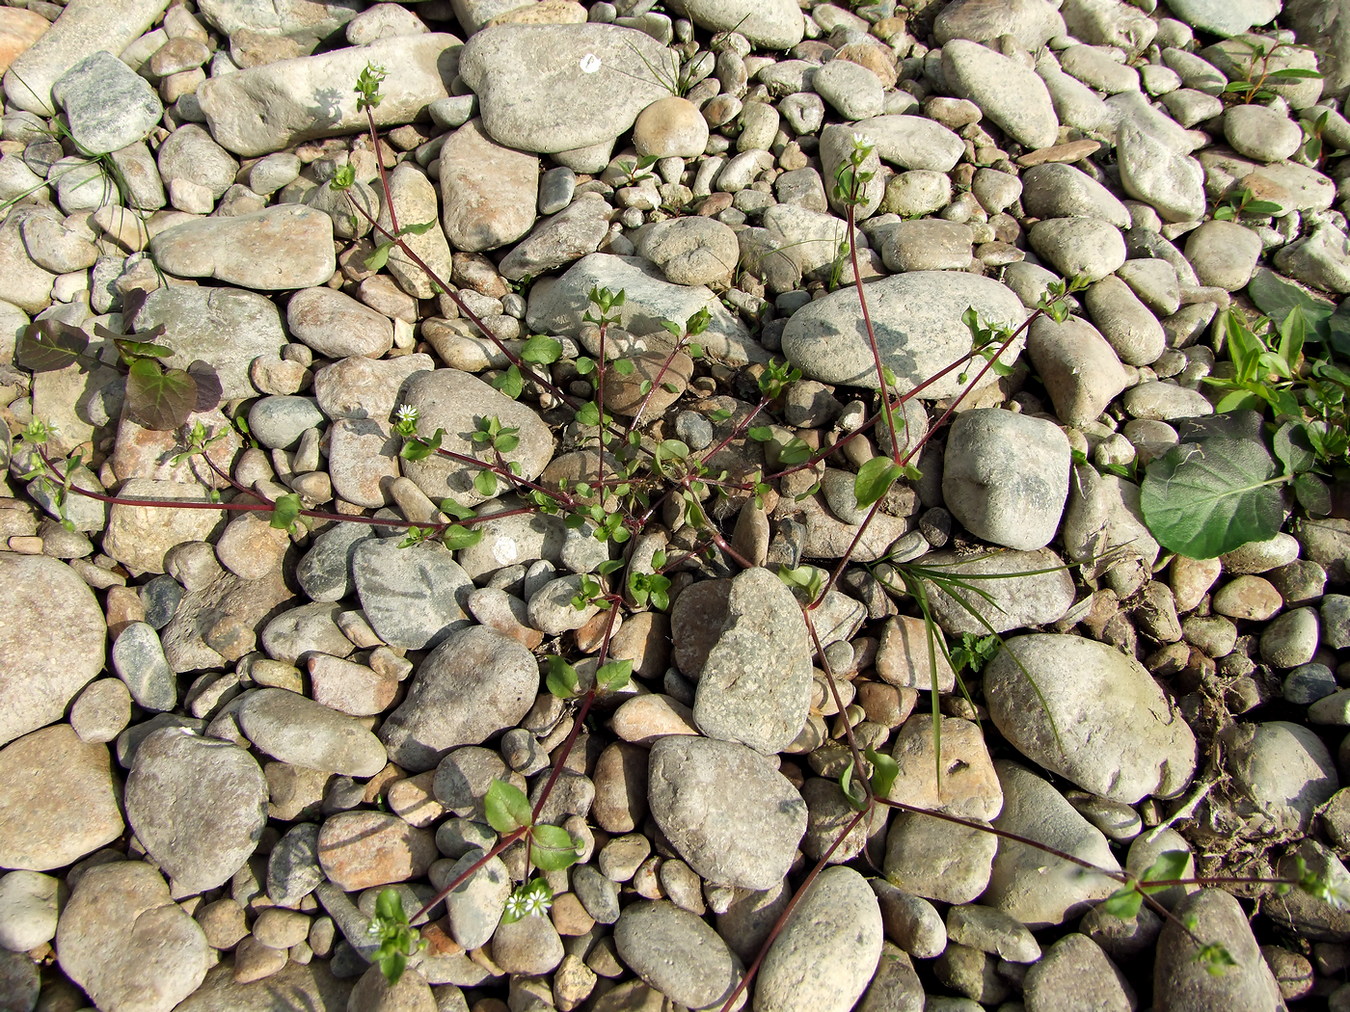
left=16, top=63, right=1346, bottom=1000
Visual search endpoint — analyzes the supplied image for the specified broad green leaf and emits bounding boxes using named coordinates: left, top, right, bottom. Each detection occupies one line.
left=484, top=779, right=532, bottom=834
left=576, top=401, right=601, bottom=427
left=1244, top=199, right=1283, bottom=215
left=17, top=319, right=90, bottom=372
left=530, top=824, right=582, bottom=870
left=270, top=492, right=302, bottom=531
left=747, top=426, right=774, bottom=442
left=546, top=656, right=579, bottom=699
left=1140, top=438, right=1285, bottom=558
left=1248, top=270, right=1335, bottom=342
left=125, top=359, right=198, bottom=430
left=595, top=659, right=632, bottom=692
left=777, top=438, right=813, bottom=466
left=1268, top=67, right=1322, bottom=79
left=1101, top=886, right=1144, bottom=919
left=854, top=457, right=903, bottom=509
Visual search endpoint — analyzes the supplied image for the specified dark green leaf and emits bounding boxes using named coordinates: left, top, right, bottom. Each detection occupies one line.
left=1295, top=472, right=1332, bottom=515
left=854, top=457, right=903, bottom=509
left=1248, top=270, right=1335, bottom=342
left=1268, top=67, right=1323, bottom=79
left=575, top=401, right=601, bottom=427
left=484, top=779, right=532, bottom=834
left=112, top=337, right=173, bottom=360
left=530, top=824, right=582, bottom=870
left=125, top=359, right=197, bottom=430
left=16, top=319, right=90, bottom=372
left=1244, top=200, right=1283, bottom=215
left=1273, top=421, right=1317, bottom=474
left=270, top=492, right=302, bottom=531
left=1140, top=438, right=1285, bottom=558
left=187, top=360, right=223, bottom=413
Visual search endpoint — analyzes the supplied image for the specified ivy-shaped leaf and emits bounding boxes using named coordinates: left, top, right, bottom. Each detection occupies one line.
left=16, top=319, right=90, bottom=372
left=125, top=359, right=198, bottom=430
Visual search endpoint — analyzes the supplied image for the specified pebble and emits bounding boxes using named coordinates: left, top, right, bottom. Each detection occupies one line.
left=1220, top=720, right=1338, bottom=833
left=236, top=687, right=387, bottom=778
left=648, top=735, right=806, bottom=890
left=1025, top=933, right=1136, bottom=1011
left=1154, top=889, right=1282, bottom=1010
left=685, top=566, right=812, bottom=754
left=0, top=870, right=60, bottom=952
left=0, top=554, right=106, bottom=747
left=378, top=626, right=538, bottom=772
left=614, top=900, right=744, bottom=1009
left=883, top=811, right=997, bottom=905
left=942, top=39, right=1059, bottom=149
left=56, top=860, right=212, bottom=1012
left=149, top=204, right=336, bottom=290
left=317, top=811, right=437, bottom=892
left=0, top=723, right=123, bottom=871
left=754, top=866, right=882, bottom=1012
left=985, top=761, right=1121, bottom=928
left=353, top=539, right=473, bottom=650
left=125, top=726, right=267, bottom=896
left=942, top=409, right=1071, bottom=551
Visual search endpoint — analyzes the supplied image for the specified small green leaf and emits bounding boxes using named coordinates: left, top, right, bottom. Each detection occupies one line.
left=400, top=219, right=437, bottom=235
left=365, top=242, right=394, bottom=271
left=838, top=758, right=868, bottom=812
left=376, top=888, right=403, bottom=922
left=1244, top=199, right=1283, bottom=215
left=484, top=779, right=532, bottom=834
left=865, top=747, right=898, bottom=799
left=438, top=498, right=475, bottom=520
left=270, top=492, right=302, bottom=531
left=520, top=334, right=562, bottom=364
left=441, top=524, right=483, bottom=551
left=854, top=457, right=904, bottom=509
left=473, top=469, right=498, bottom=498
left=595, top=659, right=632, bottom=692
left=492, top=365, right=524, bottom=400
left=1101, top=886, right=1144, bottom=919
left=1140, top=850, right=1190, bottom=889
left=747, top=426, right=774, bottom=442
left=576, top=401, right=601, bottom=427
left=546, top=656, right=580, bottom=699
left=400, top=428, right=444, bottom=462
left=776, top=438, right=813, bottom=466
left=530, top=824, right=583, bottom=871
left=1195, top=943, right=1239, bottom=976
left=1268, top=67, right=1323, bottom=79
left=613, top=358, right=636, bottom=376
